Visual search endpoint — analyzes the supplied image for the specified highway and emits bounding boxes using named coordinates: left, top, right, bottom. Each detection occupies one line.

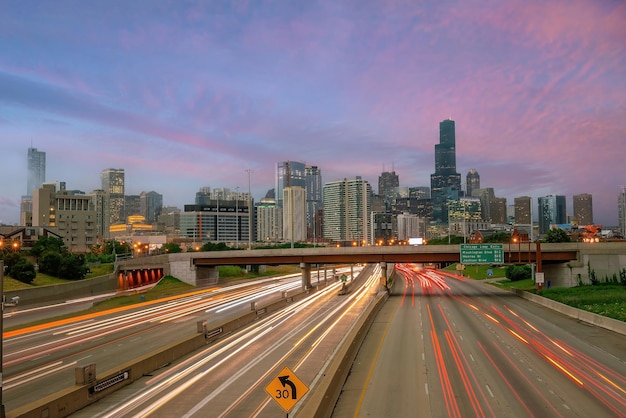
left=3, top=266, right=380, bottom=416
left=69, top=264, right=381, bottom=417
left=1, top=266, right=365, bottom=415
left=333, top=264, right=626, bottom=417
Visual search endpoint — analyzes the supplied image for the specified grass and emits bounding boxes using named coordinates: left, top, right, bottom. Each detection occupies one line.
left=444, top=263, right=507, bottom=280
left=444, top=263, right=626, bottom=322
left=538, top=285, right=626, bottom=322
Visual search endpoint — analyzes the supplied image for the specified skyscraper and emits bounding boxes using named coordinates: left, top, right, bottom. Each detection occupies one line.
left=140, top=191, right=163, bottom=223
left=466, top=169, right=480, bottom=197
left=101, top=168, right=125, bottom=235
left=538, top=195, right=566, bottom=234
left=323, top=177, right=372, bottom=243
left=283, top=186, right=307, bottom=244
left=430, top=119, right=461, bottom=223
left=378, top=170, right=399, bottom=206
left=305, top=165, right=323, bottom=240
left=573, top=193, right=593, bottom=225
left=514, top=196, right=532, bottom=225
left=27, top=147, right=46, bottom=197
left=276, top=161, right=306, bottom=208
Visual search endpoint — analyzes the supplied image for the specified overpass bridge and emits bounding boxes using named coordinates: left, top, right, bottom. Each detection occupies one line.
left=115, top=242, right=626, bottom=290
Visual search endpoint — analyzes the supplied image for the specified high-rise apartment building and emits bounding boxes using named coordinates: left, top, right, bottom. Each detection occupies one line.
left=283, top=186, right=307, bottom=243
left=514, top=196, right=532, bottom=226
left=430, top=119, right=462, bottom=223
left=323, top=177, right=372, bottom=244
left=101, top=168, right=125, bottom=235
left=32, top=184, right=96, bottom=252
left=27, top=147, right=46, bottom=197
left=466, top=169, right=480, bottom=197
left=538, top=195, right=566, bottom=234
left=573, top=193, right=593, bottom=225
left=305, top=165, right=323, bottom=239
left=256, top=198, right=281, bottom=242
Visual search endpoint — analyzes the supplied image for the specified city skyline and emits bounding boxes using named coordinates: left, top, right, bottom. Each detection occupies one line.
left=1, top=1, right=624, bottom=226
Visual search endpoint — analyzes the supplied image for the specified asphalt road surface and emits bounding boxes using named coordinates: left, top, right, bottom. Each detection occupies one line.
left=333, top=265, right=626, bottom=417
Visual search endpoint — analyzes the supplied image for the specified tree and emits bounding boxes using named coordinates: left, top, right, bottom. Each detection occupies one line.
left=545, top=228, right=571, bottom=243
left=162, top=242, right=183, bottom=253
left=31, top=236, right=66, bottom=258
left=9, top=259, right=36, bottom=284
left=483, top=232, right=512, bottom=243
left=506, top=264, right=532, bottom=281
left=39, top=251, right=63, bottom=276
left=58, top=253, right=89, bottom=280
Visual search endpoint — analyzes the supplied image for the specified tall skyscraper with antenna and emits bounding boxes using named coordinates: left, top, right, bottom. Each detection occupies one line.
left=430, top=118, right=461, bottom=223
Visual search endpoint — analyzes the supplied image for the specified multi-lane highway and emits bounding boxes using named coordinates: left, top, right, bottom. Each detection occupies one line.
left=333, top=264, right=626, bottom=417
left=3, top=265, right=381, bottom=417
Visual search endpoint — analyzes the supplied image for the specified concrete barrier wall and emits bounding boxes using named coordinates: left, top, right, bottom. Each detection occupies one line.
left=298, top=287, right=390, bottom=418
left=7, top=285, right=327, bottom=418
left=510, top=288, right=626, bottom=335
left=4, top=274, right=118, bottom=307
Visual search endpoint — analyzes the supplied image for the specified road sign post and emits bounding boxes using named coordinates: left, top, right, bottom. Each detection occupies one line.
left=460, top=244, right=504, bottom=265
left=265, top=366, right=309, bottom=415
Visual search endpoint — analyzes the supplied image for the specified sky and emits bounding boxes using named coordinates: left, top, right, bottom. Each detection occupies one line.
left=1, top=0, right=625, bottom=226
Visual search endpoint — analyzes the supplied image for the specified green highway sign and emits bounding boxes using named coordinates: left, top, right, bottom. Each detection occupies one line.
left=460, top=244, right=504, bottom=264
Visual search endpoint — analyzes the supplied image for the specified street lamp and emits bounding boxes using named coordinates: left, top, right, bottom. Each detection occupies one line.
left=246, top=169, right=253, bottom=250
left=235, top=186, right=240, bottom=249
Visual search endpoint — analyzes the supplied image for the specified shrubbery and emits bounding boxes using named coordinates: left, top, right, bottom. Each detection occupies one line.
left=505, top=264, right=532, bottom=281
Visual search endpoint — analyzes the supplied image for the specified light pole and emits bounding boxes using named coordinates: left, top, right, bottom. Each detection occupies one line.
left=246, top=169, right=253, bottom=250
left=235, top=186, right=240, bottom=249
left=1, top=260, right=5, bottom=418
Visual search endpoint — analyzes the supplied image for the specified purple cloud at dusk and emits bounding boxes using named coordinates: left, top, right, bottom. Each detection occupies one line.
left=1, top=1, right=624, bottom=226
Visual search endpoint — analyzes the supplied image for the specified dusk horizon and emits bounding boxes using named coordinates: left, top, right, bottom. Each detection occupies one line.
left=1, top=1, right=625, bottom=226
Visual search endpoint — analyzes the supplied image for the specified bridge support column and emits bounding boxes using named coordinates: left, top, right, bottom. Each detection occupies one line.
left=380, top=262, right=387, bottom=288
left=300, top=262, right=312, bottom=290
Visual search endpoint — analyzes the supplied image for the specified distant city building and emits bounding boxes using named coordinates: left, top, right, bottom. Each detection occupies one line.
left=181, top=200, right=250, bottom=244
left=538, top=195, right=566, bottom=234
left=573, top=193, right=593, bottom=225
left=101, top=168, right=125, bottom=236
left=305, top=165, right=323, bottom=240
left=256, top=198, right=281, bottom=242
left=514, top=196, right=532, bottom=226
left=397, top=213, right=428, bottom=241
left=430, top=119, right=462, bottom=223
left=125, top=195, right=141, bottom=218
left=27, top=147, right=46, bottom=196
left=195, top=186, right=212, bottom=205
left=283, top=186, right=306, bottom=243
left=276, top=161, right=306, bottom=208
left=157, top=206, right=181, bottom=235
left=323, top=177, right=372, bottom=244
left=32, top=184, right=96, bottom=252
left=409, top=186, right=430, bottom=200
left=448, top=197, right=482, bottom=238
left=378, top=170, right=399, bottom=209
left=490, top=197, right=507, bottom=224
left=466, top=169, right=480, bottom=197
left=89, top=189, right=106, bottom=242
left=371, top=212, right=394, bottom=245
left=472, top=188, right=494, bottom=222
left=140, top=191, right=163, bottom=223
